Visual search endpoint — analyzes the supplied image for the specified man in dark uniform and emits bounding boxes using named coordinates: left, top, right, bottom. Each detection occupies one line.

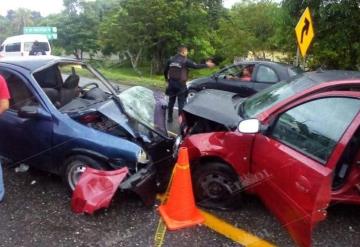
left=164, top=45, right=214, bottom=123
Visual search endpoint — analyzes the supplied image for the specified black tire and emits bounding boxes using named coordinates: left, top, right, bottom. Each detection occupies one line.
left=192, top=161, right=242, bottom=210
left=63, top=155, right=105, bottom=192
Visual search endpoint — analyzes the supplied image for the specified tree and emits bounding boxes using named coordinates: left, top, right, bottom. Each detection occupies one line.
left=55, top=0, right=103, bottom=59
left=216, top=0, right=282, bottom=63
left=281, top=0, right=360, bottom=69
left=99, top=0, right=218, bottom=73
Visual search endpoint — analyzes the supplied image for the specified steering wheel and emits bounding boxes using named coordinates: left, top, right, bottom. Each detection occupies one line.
left=225, top=73, right=236, bottom=79
left=80, top=82, right=99, bottom=94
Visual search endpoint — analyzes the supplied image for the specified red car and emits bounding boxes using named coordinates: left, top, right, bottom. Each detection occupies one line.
left=179, top=70, right=360, bottom=247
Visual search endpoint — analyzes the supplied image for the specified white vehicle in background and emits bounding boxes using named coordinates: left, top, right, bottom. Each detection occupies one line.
left=0, top=34, right=51, bottom=57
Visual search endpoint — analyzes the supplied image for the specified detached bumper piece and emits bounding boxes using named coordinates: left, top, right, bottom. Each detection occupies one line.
left=71, top=167, right=129, bottom=214
left=120, top=165, right=157, bottom=207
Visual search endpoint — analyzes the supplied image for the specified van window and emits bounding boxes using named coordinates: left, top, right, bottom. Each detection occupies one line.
left=0, top=45, right=4, bottom=52
left=24, top=42, right=50, bottom=52
left=5, top=43, right=21, bottom=52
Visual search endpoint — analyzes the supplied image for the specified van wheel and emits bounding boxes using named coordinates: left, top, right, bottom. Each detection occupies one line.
left=63, top=155, right=105, bottom=192
left=192, top=162, right=242, bottom=210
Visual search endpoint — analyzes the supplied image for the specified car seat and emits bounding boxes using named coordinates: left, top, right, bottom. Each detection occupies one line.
left=60, top=68, right=80, bottom=107
left=34, top=65, right=63, bottom=108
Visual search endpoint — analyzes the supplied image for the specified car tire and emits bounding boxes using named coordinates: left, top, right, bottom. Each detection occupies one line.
left=63, top=155, right=105, bottom=192
left=192, top=161, right=242, bottom=210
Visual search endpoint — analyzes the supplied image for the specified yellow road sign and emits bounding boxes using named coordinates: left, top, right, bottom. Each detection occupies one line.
left=295, top=7, right=314, bottom=57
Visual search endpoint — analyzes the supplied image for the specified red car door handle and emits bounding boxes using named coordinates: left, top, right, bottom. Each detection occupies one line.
left=295, top=176, right=311, bottom=193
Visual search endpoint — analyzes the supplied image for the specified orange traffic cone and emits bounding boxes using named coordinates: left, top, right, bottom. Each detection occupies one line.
left=158, top=147, right=204, bottom=230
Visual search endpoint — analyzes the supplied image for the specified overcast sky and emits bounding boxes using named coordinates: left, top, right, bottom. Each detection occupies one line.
left=0, top=0, right=241, bottom=17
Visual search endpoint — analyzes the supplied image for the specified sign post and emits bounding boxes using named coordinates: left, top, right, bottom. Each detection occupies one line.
left=295, top=7, right=314, bottom=58
left=23, top=26, right=58, bottom=40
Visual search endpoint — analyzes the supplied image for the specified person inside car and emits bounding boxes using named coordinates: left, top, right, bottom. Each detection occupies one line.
left=240, top=66, right=252, bottom=81
left=226, top=66, right=253, bottom=81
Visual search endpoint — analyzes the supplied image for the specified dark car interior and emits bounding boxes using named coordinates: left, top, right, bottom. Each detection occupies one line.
left=33, top=64, right=109, bottom=111
left=333, top=128, right=360, bottom=189
left=0, top=70, right=38, bottom=111
left=34, top=65, right=80, bottom=108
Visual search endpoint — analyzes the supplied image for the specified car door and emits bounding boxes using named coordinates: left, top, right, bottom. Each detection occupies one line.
left=0, top=68, right=54, bottom=167
left=250, top=95, right=360, bottom=247
left=216, top=64, right=256, bottom=97
left=251, top=64, right=280, bottom=93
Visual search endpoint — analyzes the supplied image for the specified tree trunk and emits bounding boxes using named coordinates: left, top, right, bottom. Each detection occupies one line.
left=73, top=49, right=80, bottom=60
left=125, top=49, right=143, bottom=76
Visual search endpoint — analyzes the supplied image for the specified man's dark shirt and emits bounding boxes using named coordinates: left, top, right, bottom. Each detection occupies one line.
left=164, top=54, right=208, bottom=83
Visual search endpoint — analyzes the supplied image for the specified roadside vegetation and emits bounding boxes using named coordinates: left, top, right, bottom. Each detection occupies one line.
left=0, top=0, right=359, bottom=87
left=97, top=65, right=218, bottom=89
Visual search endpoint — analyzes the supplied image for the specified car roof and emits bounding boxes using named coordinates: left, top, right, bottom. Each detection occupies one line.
left=0, top=56, right=81, bottom=72
left=234, top=60, right=294, bottom=68
left=2, top=34, right=49, bottom=43
left=303, top=70, right=360, bottom=83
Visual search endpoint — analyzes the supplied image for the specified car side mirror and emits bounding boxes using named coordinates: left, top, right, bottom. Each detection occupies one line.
left=238, top=119, right=260, bottom=134
left=18, top=106, right=52, bottom=120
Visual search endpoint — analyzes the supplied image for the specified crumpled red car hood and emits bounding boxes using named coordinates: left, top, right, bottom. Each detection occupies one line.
left=71, top=167, right=129, bottom=214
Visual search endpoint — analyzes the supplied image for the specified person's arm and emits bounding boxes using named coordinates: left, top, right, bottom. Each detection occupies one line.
left=0, top=76, right=10, bottom=114
left=163, top=60, right=170, bottom=81
left=185, top=59, right=215, bottom=69
left=0, top=99, right=9, bottom=114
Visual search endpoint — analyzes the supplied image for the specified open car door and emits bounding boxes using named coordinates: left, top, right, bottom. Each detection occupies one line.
left=250, top=95, right=360, bottom=246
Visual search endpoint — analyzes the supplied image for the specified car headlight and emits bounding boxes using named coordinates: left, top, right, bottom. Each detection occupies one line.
left=186, top=81, right=193, bottom=89
left=173, top=135, right=183, bottom=158
left=137, top=149, right=149, bottom=164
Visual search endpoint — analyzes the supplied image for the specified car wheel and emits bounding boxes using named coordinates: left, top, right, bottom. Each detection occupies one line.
left=63, top=155, right=105, bottom=191
left=192, top=161, right=242, bottom=210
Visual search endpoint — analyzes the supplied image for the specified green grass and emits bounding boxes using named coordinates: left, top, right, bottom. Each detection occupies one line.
left=97, top=66, right=219, bottom=90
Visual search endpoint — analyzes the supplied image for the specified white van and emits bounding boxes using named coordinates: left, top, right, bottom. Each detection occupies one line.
left=0, top=34, right=51, bottom=57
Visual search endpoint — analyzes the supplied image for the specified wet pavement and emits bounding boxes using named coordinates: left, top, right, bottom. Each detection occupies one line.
left=1, top=154, right=359, bottom=247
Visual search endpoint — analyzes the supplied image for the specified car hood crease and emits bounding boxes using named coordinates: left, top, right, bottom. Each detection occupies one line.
left=183, top=89, right=241, bottom=128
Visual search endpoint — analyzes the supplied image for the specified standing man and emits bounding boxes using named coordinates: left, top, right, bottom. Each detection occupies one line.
left=164, top=45, right=215, bottom=123
left=0, top=74, right=10, bottom=202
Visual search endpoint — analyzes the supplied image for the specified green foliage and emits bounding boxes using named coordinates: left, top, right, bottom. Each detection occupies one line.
left=98, top=0, right=221, bottom=73
left=216, top=0, right=283, bottom=64
left=1, top=0, right=359, bottom=72
left=282, top=0, right=360, bottom=69
left=0, top=9, right=42, bottom=43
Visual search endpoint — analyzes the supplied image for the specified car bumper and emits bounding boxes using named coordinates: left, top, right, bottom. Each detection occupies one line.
left=119, top=163, right=157, bottom=206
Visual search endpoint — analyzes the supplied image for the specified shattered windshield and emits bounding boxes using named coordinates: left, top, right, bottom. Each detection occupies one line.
left=118, top=86, right=167, bottom=135
left=242, top=74, right=318, bottom=118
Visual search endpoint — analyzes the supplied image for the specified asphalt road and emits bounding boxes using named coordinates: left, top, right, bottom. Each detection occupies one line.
left=0, top=84, right=359, bottom=247
left=1, top=164, right=359, bottom=247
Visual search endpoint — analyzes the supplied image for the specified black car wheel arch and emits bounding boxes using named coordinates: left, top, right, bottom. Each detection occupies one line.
left=192, top=161, right=243, bottom=210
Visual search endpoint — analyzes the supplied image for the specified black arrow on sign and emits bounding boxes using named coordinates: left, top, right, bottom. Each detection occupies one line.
left=301, top=18, right=310, bottom=43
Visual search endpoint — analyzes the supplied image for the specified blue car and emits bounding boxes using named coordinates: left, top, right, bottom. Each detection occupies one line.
left=0, top=56, right=175, bottom=205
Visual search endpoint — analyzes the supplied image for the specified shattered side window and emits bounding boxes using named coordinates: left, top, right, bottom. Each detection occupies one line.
left=272, top=97, right=360, bottom=163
